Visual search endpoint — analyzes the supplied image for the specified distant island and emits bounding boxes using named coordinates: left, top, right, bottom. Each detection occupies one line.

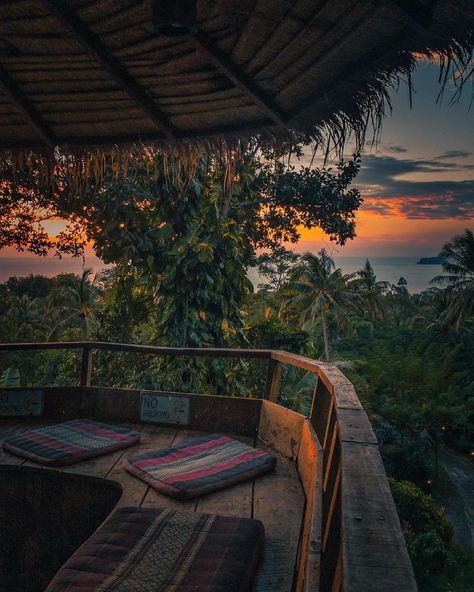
left=417, top=257, right=446, bottom=265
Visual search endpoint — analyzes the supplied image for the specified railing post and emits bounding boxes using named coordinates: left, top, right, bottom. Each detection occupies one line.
left=310, top=376, right=333, bottom=445
left=80, top=345, right=92, bottom=387
left=264, top=358, right=281, bottom=402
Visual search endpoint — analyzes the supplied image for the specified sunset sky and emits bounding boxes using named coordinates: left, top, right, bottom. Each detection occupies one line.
left=0, top=60, right=473, bottom=278
left=299, top=60, right=473, bottom=257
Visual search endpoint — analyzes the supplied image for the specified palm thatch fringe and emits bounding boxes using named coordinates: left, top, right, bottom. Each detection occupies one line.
left=0, top=36, right=472, bottom=190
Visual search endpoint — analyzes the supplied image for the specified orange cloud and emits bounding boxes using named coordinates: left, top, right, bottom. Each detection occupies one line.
left=297, top=208, right=470, bottom=257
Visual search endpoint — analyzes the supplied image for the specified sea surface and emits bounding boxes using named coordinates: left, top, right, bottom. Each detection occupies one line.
left=1, top=255, right=444, bottom=295
left=335, top=257, right=444, bottom=294
left=249, top=256, right=445, bottom=294
left=0, top=255, right=109, bottom=283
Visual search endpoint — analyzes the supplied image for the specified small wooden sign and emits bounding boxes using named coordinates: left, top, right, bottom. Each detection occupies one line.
left=140, top=392, right=190, bottom=426
left=0, top=389, right=44, bottom=417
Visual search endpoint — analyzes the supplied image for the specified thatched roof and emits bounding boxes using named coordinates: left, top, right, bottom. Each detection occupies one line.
left=0, top=0, right=472, bottom=159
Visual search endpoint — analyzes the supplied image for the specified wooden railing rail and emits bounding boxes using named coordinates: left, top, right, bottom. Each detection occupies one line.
left=0, top=341, right=416, bottom=591
left=0, top=341, right=272, bottom=391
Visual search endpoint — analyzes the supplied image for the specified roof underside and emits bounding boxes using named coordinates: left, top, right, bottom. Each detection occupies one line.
left=0, top=0, right=472, bottom=155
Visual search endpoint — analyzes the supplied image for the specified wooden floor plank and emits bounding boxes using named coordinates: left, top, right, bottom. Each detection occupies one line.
left=105, top=424, right=177, bottom=508
left=254, top=441, right=305, bottom=592
left=63, top=447, right=125, bottom=478
left=0, top=422, right=305, bottom=592
left=195, top=478, right=254, bottom=517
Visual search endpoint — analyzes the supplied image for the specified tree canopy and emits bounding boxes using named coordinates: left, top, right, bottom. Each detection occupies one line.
left=431, top=228, right=474, bottom=329
left=1, top=148, right=362, bottom=346
left=1, top=150, right=362, bottom=256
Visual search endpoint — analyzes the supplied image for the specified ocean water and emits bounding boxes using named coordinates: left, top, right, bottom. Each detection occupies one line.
left=334, top=257, right=444, bottom=294
left=1, top=255, right=443, bottom=295
left=0, top=255, right=108, bottom=283
left=248, top=257, right=445, bottom=294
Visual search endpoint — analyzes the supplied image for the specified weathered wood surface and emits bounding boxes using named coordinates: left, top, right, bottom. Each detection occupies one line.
left=254, top=441, right=305, bottom=592
left=0, top=341, right=272, bottom=359
left=264, top=359, right=282, bottom=402
left=43, top=387, right=84, bottom=419
left=0, top=464, right=121, bottom=592
left=296, top=420, right=323, bottom=592
left=307, top=364, right=416, bottom=591
left=80, top=346, right=92, bottom=387
left=341, top=441, right=417, bottom=591
left=104, top=424, right=176, bottom=509
left=259, top=399, right=305, bottom=460
left=270, top=350, right=321, bottom=373
left=189, top=394, right=261, bottom=436
left=3, top=387, right=262, bottom=436
left=1, top=343, right=417, bottom=591
left=0, top=421, right=305, bottom=591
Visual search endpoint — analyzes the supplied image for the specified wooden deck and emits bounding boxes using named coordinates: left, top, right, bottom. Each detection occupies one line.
left=0, top=419, right=305, bottom=592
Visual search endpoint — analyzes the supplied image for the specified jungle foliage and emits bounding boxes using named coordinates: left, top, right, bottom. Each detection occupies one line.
left=0, top=151, right=472, bottom=588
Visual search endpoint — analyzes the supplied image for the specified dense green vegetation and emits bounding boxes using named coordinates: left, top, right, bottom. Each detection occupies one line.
left=0, top=148, right=361, bottom=392
left=1, top=148, right=473, bottom=589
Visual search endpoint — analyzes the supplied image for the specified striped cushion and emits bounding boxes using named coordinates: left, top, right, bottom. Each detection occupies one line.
left=126, top=433, right=276, bottom=499
left=45, top=507, right=264, bottom=592
left=2, top=419, right=140, bottom=466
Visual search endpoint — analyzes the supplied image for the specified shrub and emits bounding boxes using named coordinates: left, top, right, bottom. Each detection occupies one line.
left=389, top=478, right=455, bottom=581
left=374, top=424, right=434, bottom=487
left=245, top=318, right=309, bottom=353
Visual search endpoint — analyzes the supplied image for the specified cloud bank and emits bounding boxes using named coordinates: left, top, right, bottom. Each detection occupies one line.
left=356, top=154, right=474, bottom=219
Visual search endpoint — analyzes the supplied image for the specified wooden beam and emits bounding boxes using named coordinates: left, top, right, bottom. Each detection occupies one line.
left=42, top=1, right=177, bottom=138
left=190, top=31, right=287, bottom=127
left=0, top=63, right=55, bottom=146
left=0, top=340, right=272, bottom=360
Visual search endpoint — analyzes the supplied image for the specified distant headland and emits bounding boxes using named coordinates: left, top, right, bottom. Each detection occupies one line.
left=417, top=257, right=446, bottom=265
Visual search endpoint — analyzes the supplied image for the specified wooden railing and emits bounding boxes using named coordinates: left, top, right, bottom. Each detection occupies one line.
left=0, top=342, right=416, bottom=591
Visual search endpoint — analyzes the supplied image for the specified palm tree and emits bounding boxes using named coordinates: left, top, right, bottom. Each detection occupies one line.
left=47, top=269, right=100, bottom=339
left=288, top=249, right=357, bottom=361
left=348, top=259, right=389, bottom=322
left=430, top=228, right=474, bottom=329
left=0, top=294, right=48, bottom=341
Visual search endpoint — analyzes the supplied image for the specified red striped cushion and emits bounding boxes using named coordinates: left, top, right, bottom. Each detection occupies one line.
left=45, top=507, right=264, bottom=592
left=126, top=433, right=276, bottom=499
left=2, top=419, right=140, bottom=466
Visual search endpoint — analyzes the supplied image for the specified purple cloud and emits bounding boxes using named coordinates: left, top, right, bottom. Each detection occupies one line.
left=356, top=154, right=474, bottom=219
